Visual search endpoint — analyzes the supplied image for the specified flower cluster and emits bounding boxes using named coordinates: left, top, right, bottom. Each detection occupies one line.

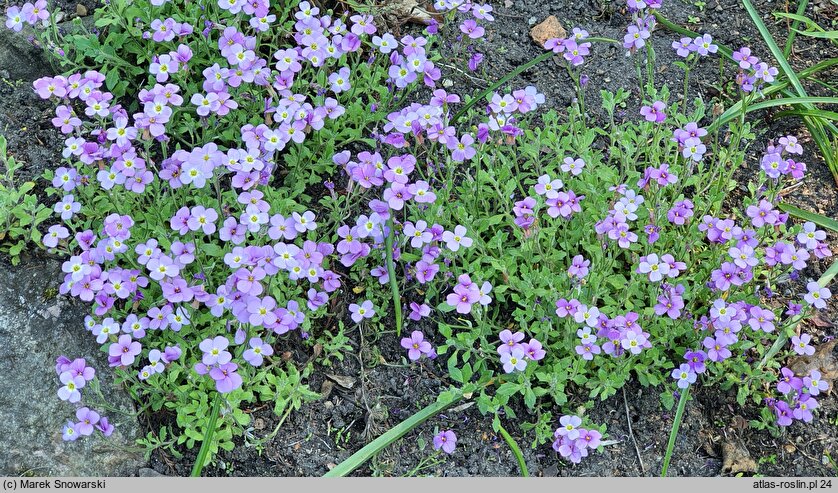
left=731, top=46, right=779, bottom=92
left=445, top=274, right=491, bottom=314
left=552, top=415, right=602, bottom=464
left=671, top=33, right=718, bottom=58
left=4, top=0, right=48, bottom=31
left=759, top=135, right=807, bottom=180
left=496, top=329, right=545, bottom=373
left=55, top=356, right=114, bottom=441
left=195, top=336, right=242, bottom=393
left=544, top=28, right=593, bottom=66
left=767, top=367, right=827, bottom=426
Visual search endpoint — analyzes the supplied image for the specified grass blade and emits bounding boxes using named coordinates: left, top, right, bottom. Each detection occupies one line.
left=660, top=385, right=690, bottom=477
left=780, top=1, right=810, bottom=57
left=191, top=392, right=221, bottom=477
left=451, top=50, right=553, bottom=123
left=778, top=203, right=838, bottom=232
left=384, top=216, right=403, bottom=336
left=708, top=96, right=838, bottom=132
left=742, top=0, right=838, bottom=182
left=323, top=390, right=464, bottom=477
left=775, top=109, right=838, bottom=121
left=742, top=0, right=806, bottom=96
left=495, top=417, right=529, bottom=477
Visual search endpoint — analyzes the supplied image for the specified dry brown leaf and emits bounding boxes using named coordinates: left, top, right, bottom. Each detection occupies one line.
left=722, top=440, right=757, bottom=475
left=529, top=16, right=567, bottom=48
left=788, top=338, right=838, bottom=390
left=320, top=380, right=334, bottom=400
left=326, top=373, right=357, bottom=389
left=386, top=0, right=440, bottom=25
left=809, top=314, right=834, bottom=328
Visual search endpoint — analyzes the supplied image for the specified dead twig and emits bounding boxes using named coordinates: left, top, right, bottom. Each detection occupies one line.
left=623, top=387, right=647, bottom=475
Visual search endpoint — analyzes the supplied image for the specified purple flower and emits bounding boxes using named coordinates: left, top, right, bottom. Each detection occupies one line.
left=793, top=394, right=818, bottom=423
left=804, top=281, right=831, bottom=309
left=75, top=407, right=100, bottom=436
left=683, top=350, right=707, bottom=374
left=62, top=421, right=80, bottom=442
left=408, top=302, right=431, bottom=321
left=561, top=157, right=585, bottom=175
left=803, top=370, right=828, bottom=396
left=187, top=206, right=218, bottom=234
left=199, top=336, right=231, bottom=365
left=497, top=329, right=525, bottom=355
left=568, top=254, right=590, bottom=279
left=578, top=429, right=602, bottom=449
left=108, top=335, right=142, bottom=366
left=671, top=364, right=696, bottom=389
left=459, top=19, right=485, bottom=39
left=556, top=415, right=582, bottom=440
left=574, top=304, right=601, bottom=327
left=44, top=224, right=70, bottom=248
left=243, top=337, right=274, bottom=367
left=672, top=36, right=695, bottom=57
left=638, top=253, right=670, bottom=282
left=433, top=430, right=457, bottom=454
left=693, top=34, right=718, bottom=56
left=500, top=347, right=527, bottom=373
left=96, top=416, right=115, bottom=436
left=746, top=199, right=779, bottom=228
left=774, top=400, right=794, bottom=427
left=209, top=362, right=243, bottom=393
left=777, top=367, right=803, bottom=395
left=621, top=330, right=647, bottom=355
left=732, top=46, right=759, bottom=69
left=623, top=24, right=651, bottom=52
left=442, top=224, right=474, bottom=252
left=58, top=371, right=86, bottom=403
left=468, top=52, right=484, bottom=71
left=349, top=300, right=375, bottom=323
left=640, top=101, right=666, bottom=123
left=791, top=333, right=815, bottom=356
left=522, top=339, right=546, bottom=361
left=797, top=222, right=826, bottom=250
left=446, top=282, right=480, bottom=314
left=703, top=336, right=731, bottom=362
left=400, top=330, right=433, bottom=361
left=747, top=306, right=775, bottom=332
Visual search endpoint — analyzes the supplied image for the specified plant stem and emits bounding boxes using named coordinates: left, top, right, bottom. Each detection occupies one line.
left=496, top=419, right=529, bottom=477
left=191, top=392, right=221, bottom=477
left=324, top=390, right=464, bottom=477
left=384, top=216, right=403, bottom=336
left=449, top=37, right=618, bottom=123
left=661, top=385, right=690, bottom=477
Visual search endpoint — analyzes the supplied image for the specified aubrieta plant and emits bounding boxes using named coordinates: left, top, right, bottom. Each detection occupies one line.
left=6, top=0, right=835, bottom=475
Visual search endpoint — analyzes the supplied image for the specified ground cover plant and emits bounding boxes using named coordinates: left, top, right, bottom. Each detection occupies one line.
left=3, top=0, right=837, bottom=477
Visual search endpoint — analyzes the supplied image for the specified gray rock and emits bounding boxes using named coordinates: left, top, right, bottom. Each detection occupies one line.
left=0, top=259, right=146, bottom=476
left=0, top=26, right=51, bottom=82
left=138, top=468, right=165, bottom=477
left=0, top=16, right=97, bottom=82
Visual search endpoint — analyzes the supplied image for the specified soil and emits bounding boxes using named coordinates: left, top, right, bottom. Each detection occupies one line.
left=2, top=0, right=837, bottom=478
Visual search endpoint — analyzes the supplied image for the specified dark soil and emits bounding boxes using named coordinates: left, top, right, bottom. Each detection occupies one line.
left=3, top=0, right=836, bottom=478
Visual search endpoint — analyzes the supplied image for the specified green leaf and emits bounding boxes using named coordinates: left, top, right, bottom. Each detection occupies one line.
left=496, top=382, right=520, bottom=397
left=778, top=203, right=838, bottom=232
left=324, top=389, right=464, bottom=477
